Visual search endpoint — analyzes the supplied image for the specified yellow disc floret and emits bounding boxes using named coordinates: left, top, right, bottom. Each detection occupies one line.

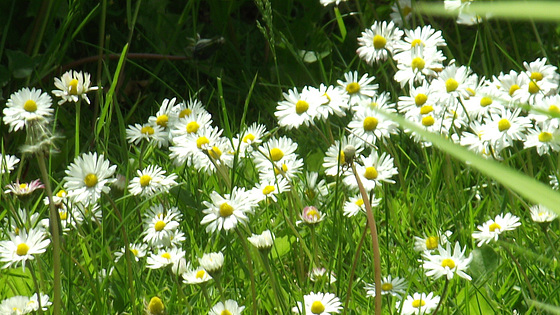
left=445, top=78, right=459, bottom=93
left=363, top=116, right=379, bottom=131
left=411, top=57, right=426, bottom=71
left=364, top=166, right=378, bottom=180
left=296, top=100, right=309, bottom=114
left=156, top=114, right=169, bottom=127
left=498, top=119, right=511, bottom=132
left=310, top=301, right=325, bottom=314
left=84, top=173, right=98, bottom=188
left=373, top=35, right=387, bottom=49
left=16, top=243, right=29, bottom=256
left=220, top=202, right=234, bottom=217
left=346, top=82, right=361, bottom=94
left=270, top=148, right=284, bottom=162
left=140, top=175, right=152, bottom=187
left=23, top=100, right=38, bottom=112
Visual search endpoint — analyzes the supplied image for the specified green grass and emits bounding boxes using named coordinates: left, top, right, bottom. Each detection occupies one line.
left=1, top=0, right=560, bottom=314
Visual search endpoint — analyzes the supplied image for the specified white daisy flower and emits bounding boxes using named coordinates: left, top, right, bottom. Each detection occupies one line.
left=413, top=231, right=453, bottom=253
left=528, top=94, right=560, bottom=127
left=173, top=97, right=209, bottom=118
left=209, top=299, right=245, bottom=315
left=0, top=295, right=31, bottom=314
left=523, top=122, right=560, bottom=155
left=337, top=71, right=378, bottom=106
left=390, top=0, right=413, bottom=27
left=198, top=251, right=224, bottom=274
left=400, top=292, right=440, bottom=315
left=3, top=87, right=54, bottom=132
left=472, top=212, right=521, bottom=246
left=481, top=107, right=531, bottom=153
left=63, top=152, right=117, bottom=205
left=529, top=204, right=558, bottom=223
left=169, top=125, right=223, bottom=166
left=349, top=94, right=399, bottom=145
left=364, top=275, right=408, bottom=299
left=4, top=208, right=44, bottom=236
left=393, top=45, right=446, bottom=88
left=343, top=152, right=398, bottom=192
left=128, top=164, right=177, bottom=197
left=298, top=206, right=325, bottom=225
left=28, top=293, right=52, bottom=312
left=142, top=205, right=182, bottom=248
left=309, top=267, right=337, bottom=284
left=275, top=86, right=324, bottom=129
left=322, top=135, right=364, bottom=177
left=114, top=243, right=148, bottom=263
left=126, top=123, right=167, bottom=148
left=292, top=292, right=342, bottom=314
left=462, top=83, right=504, bottom=122
left=432, top=61, right=479, bottom=107
left=4, top=179, right=44, bottom=196
left=0, top=227, right=50, bottom=271
left=316, top=84, right=350, bottom=119
left=247, top=230, right=275, bottom=250
left=171, top=111, right=213, bottom=138
left=200, top=187, right=256, bottom=234
left=182, top=262, right=212, bottom=285
left=234, top=123, right=267, bottom=155
left=397, top=82, right=437, bottom=118
left=422, top=242, right=473, bottom=281
left=0, top=154, right=20, bottom=174
left=393, top=25, right=447, bottom=54
left=149, top=97, right=179, bottom=130
left=356, top=20, right=403, bottom=64
left=492, top=70, right=526, bottom=105
left=52, top=70, right=99, bottom=105
left=301, top=171, right=329, bottom=202
left=343, top=194, right=381, bottom=217
left=146, top=247, right=185, bottom=270
left=250, top=177, right=290, bottom=203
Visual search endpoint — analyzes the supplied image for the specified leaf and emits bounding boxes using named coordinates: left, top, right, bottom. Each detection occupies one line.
left=271, top=235, right=292, bottom=259
left=6, top=50, right=33, bottom=79
left=469, top=245, right=500, bottom=282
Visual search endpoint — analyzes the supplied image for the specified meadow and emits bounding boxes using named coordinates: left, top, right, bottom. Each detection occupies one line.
left=1, top=0, right=560, bottom=314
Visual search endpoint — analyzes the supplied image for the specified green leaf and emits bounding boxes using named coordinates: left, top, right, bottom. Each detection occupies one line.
left=271, top=235, right=292, bottom=259
left=469, top=245, right=500, bottom=282
left=6, top=50, right=33, bottom=79
left=334, top=7, right=347, bottom=42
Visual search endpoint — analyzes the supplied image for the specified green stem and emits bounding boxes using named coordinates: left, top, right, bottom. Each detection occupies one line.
left=261, top=252, right=287, bottom=312
left=201, top=283, right=213, bottom=309
left=432, top=278, right=450, bottom=315
left=343, top=225, right=368, bottom=314
left=28, top=263, right=44, bottom=315
left=235, top=228, right=257, bottom=315
left=36, top=153, right=61, bottom=315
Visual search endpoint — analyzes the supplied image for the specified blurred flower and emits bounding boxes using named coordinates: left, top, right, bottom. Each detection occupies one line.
left=413, top=231, right=452, bottom=253
left=52, top=70, right=99, bottom=105
left=3, top=87, right=54, bottom=132
left=114, top=243, right=148, bottom=263
left=364, top=275, right=408, bottom=299
left=146, top=296, right=164, bottom=315
left=199, top=251, right=224, bottom=276
left=247, top=230, right=275, bottom=250
left=4, top=179, right=44, bottom=196
left=400, top=292, right=440, bottom=315
left=422, top=242, right=472, bottom=281
left=209, top=299, right=245, bottom=315
left=310, top=267, right=337, bottom=284
left=146, top=247, right=185, bottom=270
left=472, top=213, right=521, bottom=247
left=298, top=206, right=325, bottom=225
left=182, top=262, right=212, bottom=285
left=0, top=154, right=20, bottom=174
left=529, top=204, right=558, bottom=223
left=292, top=292, right=342, bottom=314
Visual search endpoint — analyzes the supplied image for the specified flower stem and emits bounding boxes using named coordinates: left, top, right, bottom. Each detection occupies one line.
left=36, top=153, right=61, bottom=315
left=75, top=100, right=81, bottom=157
left=235, top=228, right=257, bottom=315
left=432, top=278, right=449, bottom=315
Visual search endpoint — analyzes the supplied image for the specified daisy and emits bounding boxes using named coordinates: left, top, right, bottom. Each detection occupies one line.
left=322, top=135, right=364, bottom=177
left=171, top=111, right=213, bottom=138
left=5, top=208, right=44, bottom=236
left=146, top=296, right=165, bottom=315
left=528, top=94, right=560, bottom=127
left=0, top=227, right=50, bottom=271
left=292, top=292, right=342, bottom=314
left=52, top=70, right=99, bottom=105
left=492, top=70, right=527, bottom=105
left=529, top=204, right=558, bottom=223
left=301, top=171, right=329, bottom=202
left=199, top=251, right=224, bottom=275
left=63, top=152, right=117, bottom=205
left=3, top=87, right=54, bottom=132
left=275, top=86, right=324, bottom=129
left=337, top=71, right=378, bottom=106
left=316, top=84, right=350, bottom=119
left=461, top=83, right=504, bottom=122
left=174, top=97, right=209, bottom=119
left=0, top=154, right=19, bottom=174
left=390, top=0, right=413, bottom=27
left=27, top=293, right=52, bottom=312
left=128, top=164, right=178, bottom=197
left=169, top=125, right=223, bottom=166
left=247, top=230, right=275, bottom=250
left=472, top=212, right=521, bottom=246
left=397, top=82, right=438, bottom=118
left=259, top=154, right=304, bottom=181
left=183, top=262, right=213, bottom=285
left=191, top=136, right=235, bottom=174
left=482, top=107, right=531, bottom=153
left=0, top=295, right=31, bottom=314
left=517, top=58, right=560, bottom=104
left=394, top=25, right=447, bottom=54
left=114, top=243, right=148, bottom=263
left=126, top=123, right=167, bottom=148
left=422, top=242, right=473, bottom=281
left=364, top=275, right=408, bottom=299
left=149, top=97, right=179, bottom=130
left=209, top=299, right=245, bottom=315
left=523, top=122, right=560, bottom=155
left=309, top=267, right=337, bottom=284
left=348, top=94, right=399, bottom=145
left=250, top=176, right=290, bottom=203
left=4, top=179, right=44, bottom=196
left=400, top=292, right=440, bottom=315
left=393, top=45, right=445, bottom=88
left=432, top=61, right=479, bottom=107
left=298, top=206, right=325, bottom=225
left=343, top=194, right=381, bottom=217
left=356, top=21, right=403, bottom=64
left=142, top=205, right=182, bottom=247
left=343, top=152, right=398, bottom=192
left=234, top=123, right=267, bottom=155
left=146, top=247, right=185, bottom=270
left=200, top=187, right=256, bottom=234
left=413, top=231, right=452, bottom=253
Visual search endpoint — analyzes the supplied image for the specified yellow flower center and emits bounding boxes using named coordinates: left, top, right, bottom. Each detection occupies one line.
left=16, top=243, right=30, bottom=256
left=140, top=175, right=152, bottom=187
left=539, top=132, right=553, bottom=142
left=411, top=57, right=425, bottom=71
left=220, top=202, right=234, bottom=217
left=19, top=183, right=28, bottom=190
left=549, top=105, right=560, bottom=114
left=363, top=116, right=379, bottom=131
left=446, top=78, right=459, bottom=93
left=131, top=249, right=139, bottom=256
left=381, top=282, right=393, bottom=291
left=84, top=173, right=98, bottom=188
left=186, top=121, right=200, bottom=134
left=355, top=198, right=364, bottom=207
left=154, top=220, right=166, bottom=232
left=156, top=114, right=169, bottom=127
left=412, top=299, right=426, bottom=308
left=310, top=301, right=325, bottom=314
left=425, top=236, right=439, bottom=250
left=489, top=222, right=501, bottom=232
left=296, top=100, right=309, bottom=114
left=69, top=79, right=79, bottom=95
left=441, top=258, right=456, bottom=269
left=466, top=87, right=476, bottom=97
left=270, top=148, right=284, bottom=162
left=411, top=39, right=424, bottom=47
left=339, top=150, right=346, bottom=164
left=402, top=6, right=412, bottom=16
left=420, top=105, right=433, bottom=115
left=480, top=96, right=493, bottom=107
left=498, top=118, right=511, bottom=132
left=422, top=115, right=435, bottom=126
left=141, top=126, right=155, bottom=135
left=306, top=209, right=320, bottom=220
left=415, top=94, right=428, bottom=106
left=59, top=211, right=68, bottom=220
left=179, top=108, right=192, bottom=118
left=530, top=72, right=543, bottom=81
left=509, top=84, right=520, bottom=96
left=243, top=133, right=255, bottom=143
left=196, top=269, right=206, bottom=279
left=161, top=252, right=171, bottom=260
left=56, top=190, right=66, bottom=198
left=346, top=82, right=361, bottom=94
left=262, top=185, right=275, bottom=195
left=23, top=100, right=38, bottom=112
left=364, top=166, right=378, bottom=180
left=208, top=146, right=222, bottom=159
left=221, top=311, right=232, bottom=315
left=373, top=34, right=387, bottom=49
left=196, top=136, right=209, bottom=149
left=148, top=297, right=164, bottom=315
left=528, top=81, right=540, bottom=94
